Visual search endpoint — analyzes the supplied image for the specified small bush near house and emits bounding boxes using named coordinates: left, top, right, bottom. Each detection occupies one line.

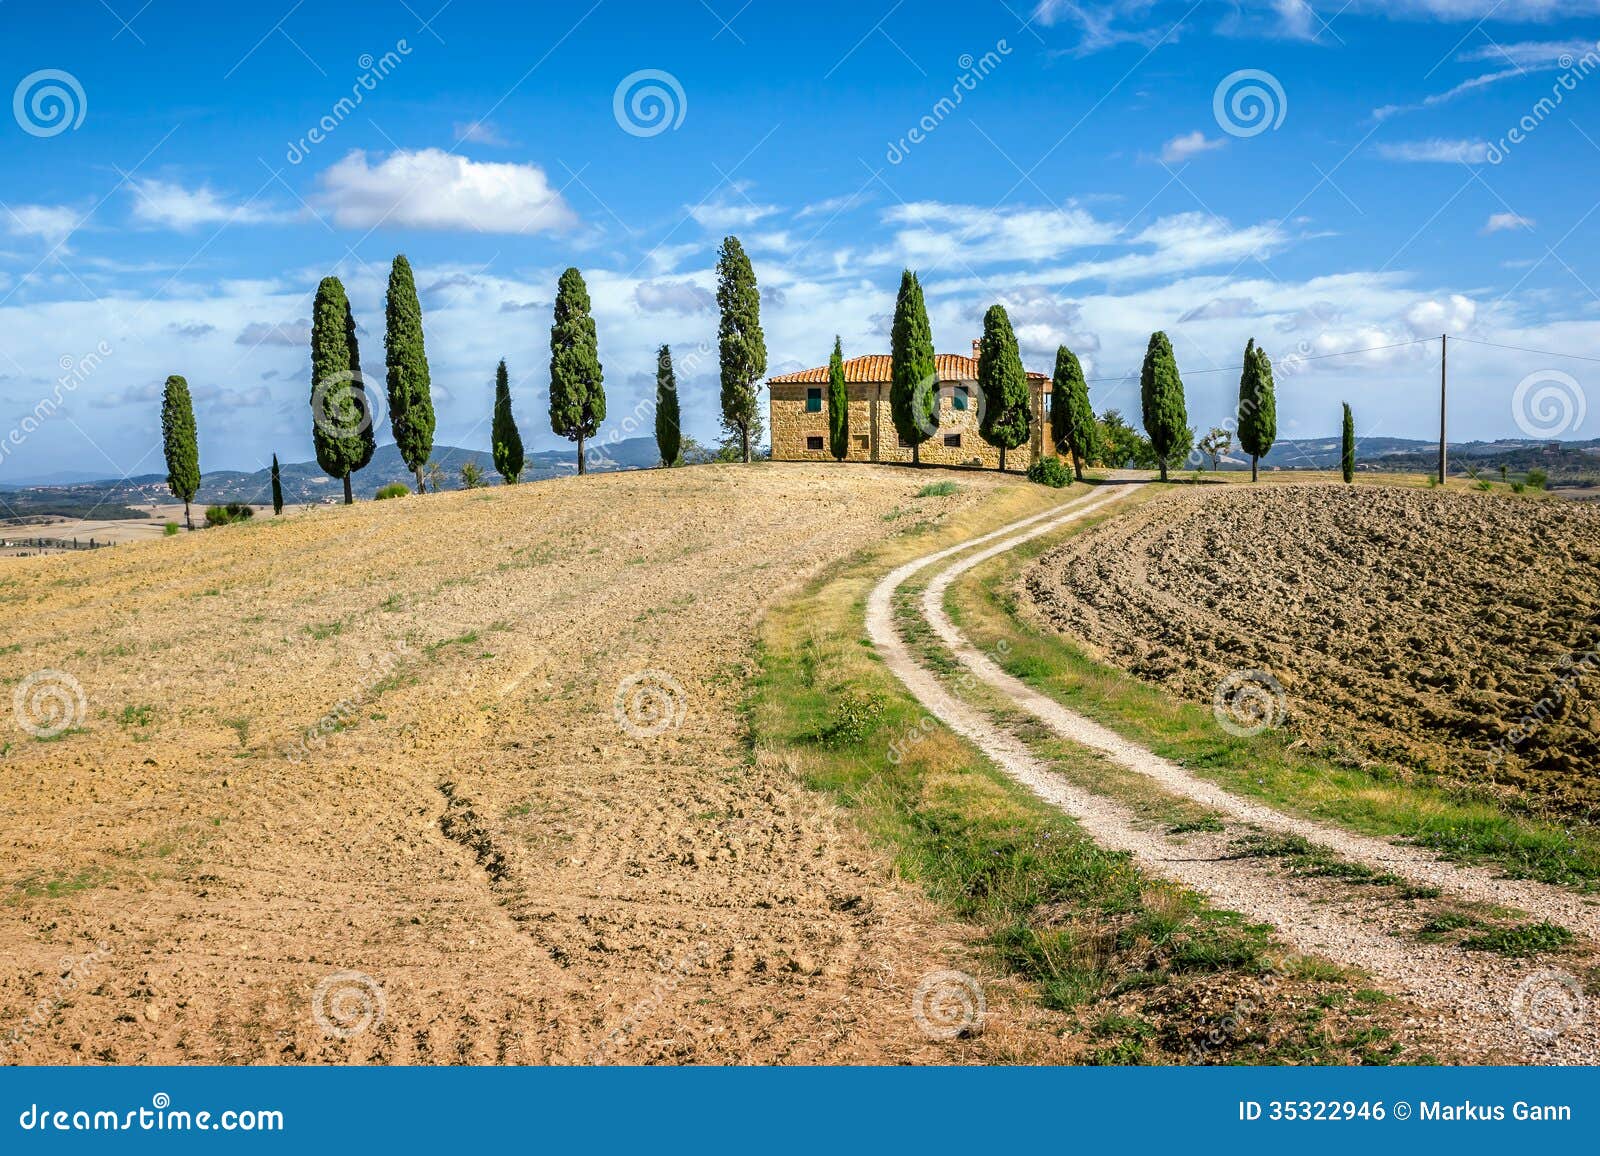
left=1526, top=468, right=1548, bottom=491
left=375, top=482, right=409, bottom=500
left=1026, top=457, right=1073, bottom=488
left=204, top=503, right=255, bottom=527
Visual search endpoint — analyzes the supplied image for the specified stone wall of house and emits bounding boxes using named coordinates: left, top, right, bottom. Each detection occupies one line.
left=770, top=378, right=1057, bottom=470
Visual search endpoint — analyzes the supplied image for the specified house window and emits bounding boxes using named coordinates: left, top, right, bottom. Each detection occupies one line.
left=952, top=386, right=969, bottom=411
left=805, top=387, right=822, bottom=413
left=806, top=435, right=824, bottom=451
left=854, top=434, right=869, bottom=449
left=944, top=433, right=962, bottom=448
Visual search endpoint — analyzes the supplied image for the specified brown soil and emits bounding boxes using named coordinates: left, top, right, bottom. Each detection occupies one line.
left=1024, top=484, right=1600, bottom=818
left=0, top=463, right=1068, bottom=1065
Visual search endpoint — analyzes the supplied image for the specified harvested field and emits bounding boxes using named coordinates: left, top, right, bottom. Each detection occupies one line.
left=1025, top=484, right=1600, bottom=819
left=0, top=463, right=1065, bottom=1065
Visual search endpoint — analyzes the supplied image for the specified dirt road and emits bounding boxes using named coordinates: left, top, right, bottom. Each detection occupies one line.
left=871, top=480, right=1599, bottom=1063
left=0, top=464, right=1044, bottom=1064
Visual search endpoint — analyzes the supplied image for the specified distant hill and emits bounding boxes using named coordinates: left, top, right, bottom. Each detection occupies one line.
left=1221, top=435, right=1600, bottom=481
left=0, top=437, right=664, bottom=519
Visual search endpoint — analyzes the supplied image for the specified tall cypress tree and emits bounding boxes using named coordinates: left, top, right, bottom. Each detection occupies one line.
left=1341, top=402, right=1356, bottom=483
left=827, top=336, right=849, bottom=462
left=548, top=267, right=605, bottom=475
left=976, top=304, right=1031, bottom=472
left=655, top=345, right=681, bottom=467
left=889, top=270, right=937, bottom=464
left=384, top=254, right=436, bottom=493
left=309, top=276, right=369, bottom=504
left=161, top=374, right=200, bottom=530
left=1237, top=338, right=1277, bottom=482
left=345, top=296, right=375, bottom=493
left=270, top=453, right=284, bottom=515
left=492, top=358, right=524, bottom=484
left=1139, top=330, right=1189, bottom=482
left=1050, top=344, right=1096, bottom=480
left=715, top=236, right=766, bottom=462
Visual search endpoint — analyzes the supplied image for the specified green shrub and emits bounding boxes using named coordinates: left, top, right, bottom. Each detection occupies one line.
left=816, top=691, right=887, bottom=748
left=1526, top=468, right=1548, bottom=491
left=1511, top=481, right=1527, bottom=493
left=163, top=522, right=180, bottom=536
left=915, top=481, right=959, bottom=498
left=459, top=461, right=488, bottom=489
left=204, top=503, right=255, bottom=527
left=1026, top=457, right=1073, bottom=488
left=375, top=482, right=409, bottom=500
left=1476, top=479, right=1492, bottom=491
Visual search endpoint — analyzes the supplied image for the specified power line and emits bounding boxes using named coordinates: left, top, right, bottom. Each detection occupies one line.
left=1445, top=335, right=1600, bottom=365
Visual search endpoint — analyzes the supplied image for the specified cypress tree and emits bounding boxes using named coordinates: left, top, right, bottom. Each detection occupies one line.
left=889, top=270, right=937, bottom=463
left=715, top=236, right=766, bottom=462
left=549, top=267, right=605, bottom=475
left=1139, top=330, right=1189, bottom=482
left=655, top=345, right=681, bottom=467
left=384, top=254, right=436, bottom=493
left=976, top=304, right=1031, bottom=472
left=1237, top=338, right=1277, bottom=482
left=1342, top=402, right=1356, bottom=483
left=491, top=358, right=524, bottom=484
left=310, top=276, right=369, bottom=504
left=1050, top=345, right=1096, bottom=480
left=827, top=336, right=849, bottom=462
left=270, top=453, right=284, bottom=515
left=160, top=374, right=200, bottom=530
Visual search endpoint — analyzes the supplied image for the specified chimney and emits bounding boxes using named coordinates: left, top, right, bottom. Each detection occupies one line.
left=971, top=338, right=981, bottom=363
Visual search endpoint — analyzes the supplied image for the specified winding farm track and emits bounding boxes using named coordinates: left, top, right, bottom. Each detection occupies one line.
left=868, top=478, right=1600, bottom=1063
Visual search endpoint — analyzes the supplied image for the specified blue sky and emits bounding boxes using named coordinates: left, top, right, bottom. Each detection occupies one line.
left=1, top=0, right=1598, bottom=476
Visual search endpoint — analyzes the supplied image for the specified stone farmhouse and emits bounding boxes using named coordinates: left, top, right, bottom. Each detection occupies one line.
left=768, top=341, right=1054, bottom=468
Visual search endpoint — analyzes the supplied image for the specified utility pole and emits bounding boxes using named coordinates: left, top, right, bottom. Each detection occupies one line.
left=1438, top=332, right=1448, bottom=486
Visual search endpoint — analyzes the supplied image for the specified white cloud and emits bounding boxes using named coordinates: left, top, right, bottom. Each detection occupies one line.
left=874, top=202, right=1117, bottom=266
left=1376, top=138, right=1490, bottom=163
left=315, top=149, right=577, bottom=234
left=633, top=279, right=715, bottom=314
left=1459, top=39, right=1597, bottom=66
left=1483, top=212, right=1534, bottom=233
left=128, top=179, right=293, bottom=230
left=1404, top=293, right=1477, bottom=335
left=794, top=192, right=872, bottom=219
left=1160, top=130, right=1227, bottom=163
left=3, top=204, right=80, bottom=246
left=686, top=185, right=781, bottom=232
left=453, top=120, right=512, bottom=146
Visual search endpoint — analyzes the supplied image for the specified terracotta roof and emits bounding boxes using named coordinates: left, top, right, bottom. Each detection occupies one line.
left=769, top=353, right=1048, bottom=384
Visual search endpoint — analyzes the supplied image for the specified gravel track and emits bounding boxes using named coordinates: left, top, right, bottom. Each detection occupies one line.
left=869, top=480, right=1599, bottom=1064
